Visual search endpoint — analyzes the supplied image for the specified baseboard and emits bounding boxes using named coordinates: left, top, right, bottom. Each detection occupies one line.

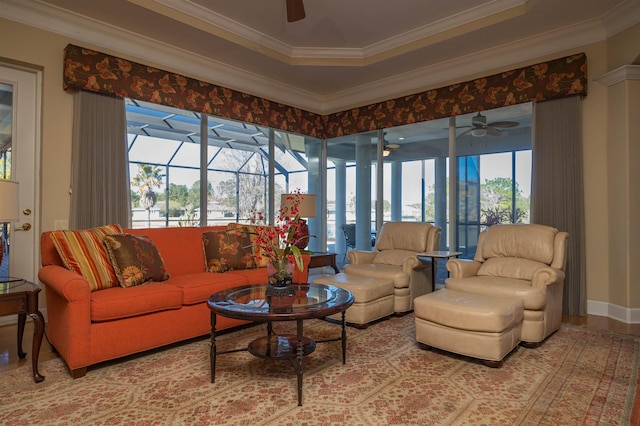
left=0, top=308, right=48, bottom=327
left=587, top=300, right=640, bottom=324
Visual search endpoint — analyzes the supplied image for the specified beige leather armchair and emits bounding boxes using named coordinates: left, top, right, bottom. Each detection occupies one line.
left=344, top=222, right=441, bottom=314
left=445, top=224, right=568, bottom=345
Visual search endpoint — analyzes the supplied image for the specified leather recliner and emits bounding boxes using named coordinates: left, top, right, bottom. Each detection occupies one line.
left=445, top=223, right=569, bottom=345
left=344, top=221, right=441, bottom=313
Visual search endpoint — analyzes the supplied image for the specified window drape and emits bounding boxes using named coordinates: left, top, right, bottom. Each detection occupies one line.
left=531, top=96, right=585, bottom=315
left=69, top=90, right=131, bottom=229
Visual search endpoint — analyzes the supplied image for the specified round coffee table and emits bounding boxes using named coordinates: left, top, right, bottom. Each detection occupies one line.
left=207, top=283, right=354, bottom=406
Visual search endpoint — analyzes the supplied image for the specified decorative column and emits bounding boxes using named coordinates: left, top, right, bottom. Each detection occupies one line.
left=355, top=134, right=372, bottom=250
left=434, top=156, right=447, bottom=250
left=305, top=139, right=323, bottom=253
left=596, top=65, right=640, bottom=319
left=391, top=161, right=402, bottom=221
left=333, top=159, right=347, bottom=255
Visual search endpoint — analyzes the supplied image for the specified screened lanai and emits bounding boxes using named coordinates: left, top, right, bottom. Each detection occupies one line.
left=126, top=98, right=533, bottom=258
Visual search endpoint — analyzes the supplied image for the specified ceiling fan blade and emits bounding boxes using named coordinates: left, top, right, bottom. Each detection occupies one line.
left=458, top=128, right=473, bottom=137
left=286, top=0, right=305, bottom=22
left=487, top=127, right=503, bottom=136
left=487, top=121, right=518, bottom=128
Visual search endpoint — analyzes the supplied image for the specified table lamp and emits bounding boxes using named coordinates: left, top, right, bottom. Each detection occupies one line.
left=281, top=193, right=316, bottom=250
left=0, top=179, right=19, bottom=268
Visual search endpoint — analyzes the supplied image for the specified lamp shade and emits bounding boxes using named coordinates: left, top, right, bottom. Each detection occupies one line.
left=280, top=193, right=316, bottom=218
left=0, top=179, right=19, bottom=222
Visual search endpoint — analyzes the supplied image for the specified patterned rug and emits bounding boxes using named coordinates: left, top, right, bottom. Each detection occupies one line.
left=1, top=315, right=639, bottom=425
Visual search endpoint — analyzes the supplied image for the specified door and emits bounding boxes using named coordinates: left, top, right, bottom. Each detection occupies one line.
left=0, top=64, right=41, bottom=283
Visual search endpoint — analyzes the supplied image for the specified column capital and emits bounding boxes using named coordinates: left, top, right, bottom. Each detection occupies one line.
left=596, top=65, right=640, bottom=87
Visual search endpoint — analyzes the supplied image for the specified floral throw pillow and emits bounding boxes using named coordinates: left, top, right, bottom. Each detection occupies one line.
left=202, top=228, right=257, bottom=273
left=226, top=222, right=277, bottom=268
left=103, top=234, right=170, bottom=288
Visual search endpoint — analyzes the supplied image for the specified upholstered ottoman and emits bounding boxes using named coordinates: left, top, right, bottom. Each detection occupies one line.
left=414, top=288, right=523, bottom=367
left=312, top=273, right=394, bottom=328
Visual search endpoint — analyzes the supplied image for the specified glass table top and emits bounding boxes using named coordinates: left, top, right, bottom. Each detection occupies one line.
left=208, top=283, right=354, bottom=321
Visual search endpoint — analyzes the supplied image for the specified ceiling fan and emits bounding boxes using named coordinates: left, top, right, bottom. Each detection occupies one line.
left=371, top=137, right=401, bottom=156
left=286, top=0, right=306, bottom=22
left=458, top=112, right=519, bottom=137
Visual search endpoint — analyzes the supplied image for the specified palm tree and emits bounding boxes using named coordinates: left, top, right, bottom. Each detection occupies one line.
left=132, top=164, right=164, bottom=227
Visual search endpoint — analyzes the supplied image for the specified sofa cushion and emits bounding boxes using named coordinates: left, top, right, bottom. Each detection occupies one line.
left=90, top=283, right=183, bottom=322
left=480, top=224, right=557, bottom=264
left=372, top=249, right=416, bottom=266
left=227, top=222, right=277, bottom=268
left=445, top=275, right=547, bottom=310
left=202, top=228, right=257, bottom=273
left=125, top=226, right=224, bottom=276
left=166, top=272, right=248, bottom=305
left=477, top=257, right=547, bottom=281
left=343, top=263, right=410, bottom=288
left=103, top=234, right=170, bottom=288
left=375, top=222, right=433, bottom=252
left=50, top=224, right=123, bottom=292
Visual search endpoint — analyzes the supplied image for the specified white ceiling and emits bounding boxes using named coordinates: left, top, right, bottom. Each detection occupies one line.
left=1, top=0, right=639, bottom=114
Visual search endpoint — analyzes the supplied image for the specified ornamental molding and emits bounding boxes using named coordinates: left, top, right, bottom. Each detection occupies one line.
left=596, top=65, right=640, bottom=87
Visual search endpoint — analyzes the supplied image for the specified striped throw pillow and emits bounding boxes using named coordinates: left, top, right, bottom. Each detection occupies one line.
left=50, top=224, right=123, bottom=291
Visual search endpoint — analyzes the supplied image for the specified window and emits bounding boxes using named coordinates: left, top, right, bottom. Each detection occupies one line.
left=126, top=99, right=317, bottom=229
left=126, top=99, right=532, bottom=259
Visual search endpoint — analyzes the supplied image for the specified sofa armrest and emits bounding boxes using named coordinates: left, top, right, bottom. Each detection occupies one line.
left=347, top=250, right=377, bottom=264
left=401, top=255, right=424, bottom=274
left=38, top=265, right=92, bottom=302
left=38, top=265, right=93, bottom=369
left=446, top=259, right=481, bottom=278
left=531, top=267, right=565, bottom=289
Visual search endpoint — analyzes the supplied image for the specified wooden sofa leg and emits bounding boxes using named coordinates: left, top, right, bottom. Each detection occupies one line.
left=71, top=367, right=87, bottom=379
left=521, top=341, right=540, bottom=349
left=483, top=359, right=503, bottom=368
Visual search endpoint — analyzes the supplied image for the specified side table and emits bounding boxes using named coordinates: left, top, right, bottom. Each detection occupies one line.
left=0, top=278, right=45, bottom=382
left=308, top=252, right=340, bottom=274
left=417, top=251, right=463, bottom=292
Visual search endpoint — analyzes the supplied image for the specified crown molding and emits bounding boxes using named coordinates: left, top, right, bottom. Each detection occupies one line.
left=1, top=0, right=325, bottom=112
left=601, top=0, right=640, bottom=36
left=2, top=0, right=639, bottom=114
left=596, top=65, right=640, bottom=87
left=133, top=0, right=530, bottom=66
left=319, top=18, right=611, bottom=113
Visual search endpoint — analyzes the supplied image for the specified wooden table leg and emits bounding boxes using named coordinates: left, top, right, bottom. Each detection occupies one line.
left=329, top=254, right=340, bottom=274
left=17, top=312, right=26, bottom=359
left=29, top=311, right=45, bottom=383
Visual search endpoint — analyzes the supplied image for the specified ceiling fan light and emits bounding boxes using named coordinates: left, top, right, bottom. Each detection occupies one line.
left=383, top=149, right=390, bottom=157
left=471, top=128, right=487, bottom=137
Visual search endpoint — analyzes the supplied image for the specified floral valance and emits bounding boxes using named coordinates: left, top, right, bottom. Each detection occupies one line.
left=63, top=45, right=325, bottom=138
left=63, top=44, right=587, bottom=140
left=323, top=53, right=587, bottom=138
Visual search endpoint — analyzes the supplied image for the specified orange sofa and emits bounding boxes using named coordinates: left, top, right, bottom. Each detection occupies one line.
left=39, top=225, right=310, bottom=378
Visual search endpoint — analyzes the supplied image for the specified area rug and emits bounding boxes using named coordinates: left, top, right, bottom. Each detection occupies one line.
left=1, top=314, right=639, bottom=425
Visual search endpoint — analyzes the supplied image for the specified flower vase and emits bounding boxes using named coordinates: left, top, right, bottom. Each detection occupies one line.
left=266, top=261, right=295, bottom=297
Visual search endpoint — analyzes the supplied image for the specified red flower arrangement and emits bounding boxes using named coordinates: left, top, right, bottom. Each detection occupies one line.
left=250, top=190, right=309, bottom=282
